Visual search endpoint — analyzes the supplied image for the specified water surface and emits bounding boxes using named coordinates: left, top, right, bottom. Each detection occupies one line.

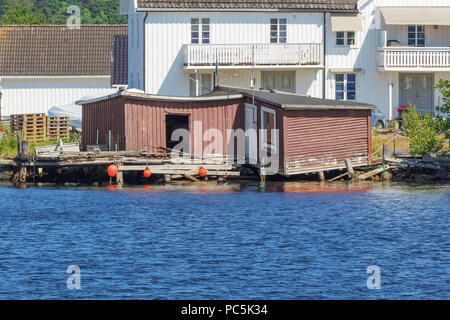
left=0, top=181, right=448, bottom=299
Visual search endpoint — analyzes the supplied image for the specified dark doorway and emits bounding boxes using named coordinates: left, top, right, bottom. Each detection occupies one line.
left=166, top=115, right=190, bottom=152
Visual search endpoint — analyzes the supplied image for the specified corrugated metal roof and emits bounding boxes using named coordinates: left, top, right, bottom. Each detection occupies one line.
left=137, top=0, right=358, bottom=11
left=212, top=86, right=376, bottom=110
left=79, top=86, right=375, bottom=110
left=0, top=25, right=128, bottom=76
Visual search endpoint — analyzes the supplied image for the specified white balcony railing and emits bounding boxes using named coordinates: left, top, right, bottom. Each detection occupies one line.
left=379, top=47, right=450, bottom=70
left=183, top=43, right=323, bottom=67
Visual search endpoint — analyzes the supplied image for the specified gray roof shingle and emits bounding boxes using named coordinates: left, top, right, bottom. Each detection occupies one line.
left=0, top=25, right=128, bottom=76
left=137, top=0, right=358, bottom=11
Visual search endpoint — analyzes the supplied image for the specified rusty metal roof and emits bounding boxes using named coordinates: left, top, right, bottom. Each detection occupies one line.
left=136, top=0, right=358, bottom=11
left=0, top=25, right=128, bottom=76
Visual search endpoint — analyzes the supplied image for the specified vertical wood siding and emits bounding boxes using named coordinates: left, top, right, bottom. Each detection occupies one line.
left=82, top=96, right=126, bottom=150
left=124, top=98, right=245, bottom=154
left=284, top=109, right=370, bottom=173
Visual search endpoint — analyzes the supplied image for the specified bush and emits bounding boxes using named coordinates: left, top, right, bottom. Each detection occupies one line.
left=403, top=107, right=445, bottom=156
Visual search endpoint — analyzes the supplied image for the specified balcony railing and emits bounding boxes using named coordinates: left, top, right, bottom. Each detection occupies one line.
left=183, top=43, right=323, bottom=67
left=379, top=47, right=450, bottom=70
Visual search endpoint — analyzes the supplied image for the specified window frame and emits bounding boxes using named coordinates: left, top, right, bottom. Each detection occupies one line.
left=270, top=18, right=287, bottom=44
left=335, top=73, right=356, bottom=101
left=260, top=106, right=277, bottom=153
left=191, top=17, right=210, bottom=44
left=408, top=25, right=425, bottom=47
left=189, top=72, right=213, bottom=97
left=335, top=31, right=356, bottom=46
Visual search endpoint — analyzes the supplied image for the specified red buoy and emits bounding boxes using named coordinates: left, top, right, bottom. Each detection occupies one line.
left=107, top=164, right=118, bottom=177
left=198, top=167, right=207, bottom=177
left=143, top=169, right=152, bottom=178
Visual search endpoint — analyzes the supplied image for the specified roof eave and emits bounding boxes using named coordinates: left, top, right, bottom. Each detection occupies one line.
left=136, top=8, right=358, bottom=13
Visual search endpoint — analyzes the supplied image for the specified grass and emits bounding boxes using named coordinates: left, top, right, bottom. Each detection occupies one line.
left=0, top=123, right=80, bottom=158
left=371, top=128, right=449, bottom=157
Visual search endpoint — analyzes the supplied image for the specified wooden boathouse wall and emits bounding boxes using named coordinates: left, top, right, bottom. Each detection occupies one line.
left=82, top=92, right=372, bottom=176
left=282, top=109, right=372, bottom=175
left=82, top=95, right=126, bottom=150
left=124, top=97, right=245, bottom=154
left=82, top=96, right=245, bottom=155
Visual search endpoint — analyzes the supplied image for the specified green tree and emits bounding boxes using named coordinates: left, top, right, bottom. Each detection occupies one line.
left=403, top=107, right=445, bottom=156
left=1, top=0, right=49, bottom=24
left=434, top=79, right=450, bottom=138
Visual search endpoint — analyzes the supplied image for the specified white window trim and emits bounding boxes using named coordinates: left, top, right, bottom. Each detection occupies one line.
left=335, top=73, right=356, bottom=101
left=191, top=17, right=210, bottom=44
left=270, top=18, right=287, bottom=44
left=260, top=106, right=277, bottom=154
left=335, top=31, right=357, bottom=48
left=407, top=25, right=425, bottom=47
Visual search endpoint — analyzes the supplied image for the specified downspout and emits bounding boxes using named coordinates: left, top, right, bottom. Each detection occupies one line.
left=322, top=12, right=326, bottom=99
left=143, top=13, right=149, bottom=92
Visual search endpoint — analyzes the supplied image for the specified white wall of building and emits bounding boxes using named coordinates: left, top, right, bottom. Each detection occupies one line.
left=134, top=11, right=324, bottom=96
left=0, top=76, right=117, bottom=116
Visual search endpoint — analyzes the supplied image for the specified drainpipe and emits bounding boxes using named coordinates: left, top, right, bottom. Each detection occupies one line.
left=389, top=74, right=393, bottom=121
left=143, top=13, right=149, bottom=92
left=322, top=12, right=327, bottom=99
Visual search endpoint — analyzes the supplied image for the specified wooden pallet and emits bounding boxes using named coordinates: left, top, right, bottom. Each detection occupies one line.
left=10, top=113, right=47, bottom=142
left=46, top=116, right=70, bottom=140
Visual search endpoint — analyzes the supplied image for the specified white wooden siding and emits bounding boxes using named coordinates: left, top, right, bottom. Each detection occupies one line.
left=143, top=12, right=323, bottom=96
left=0, top=77, right=116, bottom=116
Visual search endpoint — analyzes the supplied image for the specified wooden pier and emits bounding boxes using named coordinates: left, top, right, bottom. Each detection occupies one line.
left=12, top=142, right=241, bottom=185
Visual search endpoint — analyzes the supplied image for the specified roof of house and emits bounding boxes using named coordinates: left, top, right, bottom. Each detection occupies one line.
left=78, top=86, right=375, bottom=111
left=136, top=0, right=358, bottom=11
left=0, top=25, right=128, bottom=77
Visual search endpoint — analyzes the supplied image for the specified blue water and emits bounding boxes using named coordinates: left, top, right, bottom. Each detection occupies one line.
left=0, top=181, right=448, bottom=300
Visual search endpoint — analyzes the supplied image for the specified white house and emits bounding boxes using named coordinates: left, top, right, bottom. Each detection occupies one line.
left=123, top=0, right=450, bottom=120
left=0, top=25, right=128, bottom=118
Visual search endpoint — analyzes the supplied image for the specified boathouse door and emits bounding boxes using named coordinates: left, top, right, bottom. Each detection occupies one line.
left=166, top=115, right=190, bottom=153
left=245, top=103, right=258, bottom=164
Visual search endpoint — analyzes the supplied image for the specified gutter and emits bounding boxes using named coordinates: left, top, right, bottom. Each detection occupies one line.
left=136, top=8, right=360, bottom=13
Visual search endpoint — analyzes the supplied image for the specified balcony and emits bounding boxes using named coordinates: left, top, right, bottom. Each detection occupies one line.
left=183, top=43, right=323, bottom=69
left=378, top=47, right=450, bottom=72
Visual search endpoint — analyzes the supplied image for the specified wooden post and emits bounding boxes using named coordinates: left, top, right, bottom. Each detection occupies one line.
left=17, top=133, right=23, bottom=155
left=22, top=141, right=30, bottom=155
left=116, top=171, right=123, bottom=187
left=345, top=159, right=357, bottom=178
left=318, top=171, right=325, bottom=182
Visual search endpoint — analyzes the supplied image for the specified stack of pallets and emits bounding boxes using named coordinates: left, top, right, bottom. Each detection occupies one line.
left=10, top=113, right=47, bottom=142
left=46, top=116, right=70, bottom=141
left=10, top=114, right=71, bottom=142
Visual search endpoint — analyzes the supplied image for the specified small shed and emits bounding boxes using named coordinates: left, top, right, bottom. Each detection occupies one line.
left=78, top=87, right=374, bottom=176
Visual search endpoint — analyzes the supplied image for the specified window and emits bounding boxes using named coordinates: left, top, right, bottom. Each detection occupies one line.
left=189, top=73, right=213, bottom=96
left=265, top=75, right=276, bottom=89
left=408, top=25, right=425, bottom=47
left=403, top=76, right=413, bottom=90
left=191, top=18, right=210, bottom=44
left=335, top=73, right=356, bottom=101
left=270, top=18, right=287, bottom=43
left=281, top=75, right=292, bottom=89
left=336, top=31, right=356, bottom=46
